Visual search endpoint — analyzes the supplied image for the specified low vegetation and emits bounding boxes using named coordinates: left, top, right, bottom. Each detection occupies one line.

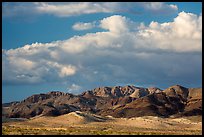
left=2, top=124, right=201, bottom=135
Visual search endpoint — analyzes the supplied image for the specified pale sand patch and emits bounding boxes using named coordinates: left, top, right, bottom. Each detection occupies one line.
left=3, top=112, right=202, bottom=135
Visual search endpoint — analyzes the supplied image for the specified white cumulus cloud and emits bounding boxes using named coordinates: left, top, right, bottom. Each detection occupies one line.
left=72, top=22, right=95, bottom=31
left=137, top=11, right=202, bottom=52
left=2, top=11, right=202, bottom=90
left=100, top=15, right=132, bottom=33
left=143, top=2, right=178, bottom=11
left=3, top=2, right=178, bottom=18
left=67, top=83, right=82, bottom=93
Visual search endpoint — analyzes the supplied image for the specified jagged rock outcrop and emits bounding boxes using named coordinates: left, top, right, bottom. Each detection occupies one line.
left=2, top=85, right=202, bottom=119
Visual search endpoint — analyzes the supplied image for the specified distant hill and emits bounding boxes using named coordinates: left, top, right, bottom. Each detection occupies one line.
left=2, top=85, right=202, bottom=119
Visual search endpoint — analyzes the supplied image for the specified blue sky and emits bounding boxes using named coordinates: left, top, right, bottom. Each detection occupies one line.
left=2, top=2, right=202, bottom=103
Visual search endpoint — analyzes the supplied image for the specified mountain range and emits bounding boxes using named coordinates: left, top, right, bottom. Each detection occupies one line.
left=2, top=85, right=202, bottom=119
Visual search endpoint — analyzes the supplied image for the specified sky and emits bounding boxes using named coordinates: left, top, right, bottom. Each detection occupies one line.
left=2, top=2, right=202, bottom=103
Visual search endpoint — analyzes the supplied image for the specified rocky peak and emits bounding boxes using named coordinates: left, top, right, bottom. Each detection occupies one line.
left=23, top=94, right=50, bottom=103
left=47, top=91, right=69, bottom=96
left=111, top=86, right=123, bottom=97
left=86, top=85, right=154, bottom=98
left=148, top=87, right=162, bottom=94
left=130, top=88, right=149, bottom=98
left=93, top=87, right=112, bottom=97
left=162, top=85, right=189, bottom=102
left=81, top=90, right=94, bottom=98
left=121, top=85, right=138, bottom=95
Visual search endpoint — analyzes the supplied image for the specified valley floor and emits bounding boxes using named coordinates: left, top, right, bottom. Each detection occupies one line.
left=2, top=113, right=202, bottom=135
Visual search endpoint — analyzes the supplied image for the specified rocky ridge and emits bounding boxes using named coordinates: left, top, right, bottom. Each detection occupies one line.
left=2, top=85, right=202, bottom=119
